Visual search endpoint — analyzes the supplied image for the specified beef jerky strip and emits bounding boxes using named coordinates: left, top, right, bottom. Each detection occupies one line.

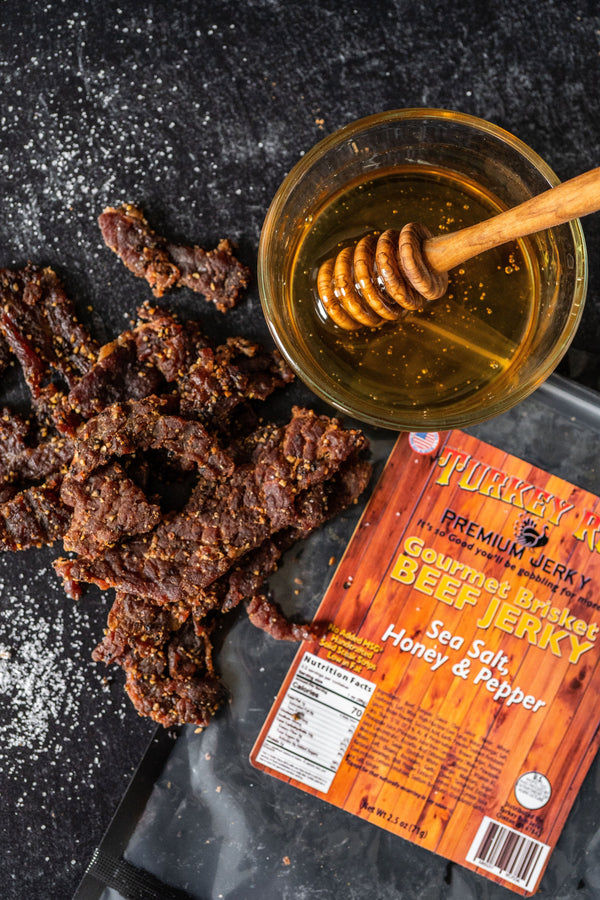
left=93, top=591, right=191, bottom=665
left=66, top=331, right=166, bottom=423
left=63, top=395, right=234, bottom=485
left=54, top=409, right=368, bottom=603
left=0, top=407, right=74, bottom=487
left=33, top=383, right=83, bottom=438
left=9, top=434, right=74, bottom=484
left=61, top=462, right=162, bottom=558
left=245, top=596, right=321, bottom=642
left=67, top=302, right=212, bottom=422
left=0, top=331, right=11, bottom=376
left=122, top=631, right=225, bottom=728
left=0, top=264, right=97, bottom=397
left=0, top=476, right=71, bottom=551
left=98, top=204, right=251, bottom=312
left=133, top=301, right=211, bottom=381
left=0, top=486, right=17, bottom=504
left=93, top=596, right=225, bottom=728
left=178, top=336, right=294, bottom=428
left=0, top=403, right=74, bottom=552
left=99, top=452, right=371, bottom=640
left=198, top=538, right=284, bottom=619
left=207, top=452, right=372, bottom=618
left=0, top=409, right=32, bottom=467
left=235, top=454, right=372, bottom=641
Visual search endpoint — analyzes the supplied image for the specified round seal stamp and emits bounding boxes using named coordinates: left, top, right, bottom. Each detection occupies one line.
left=408, top=432, right=440, bottom=455
left=514, top=771, right=552, bottom=810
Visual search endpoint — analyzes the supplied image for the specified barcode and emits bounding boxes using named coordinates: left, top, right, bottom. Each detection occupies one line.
left=466, top=816, right=551, bottom=892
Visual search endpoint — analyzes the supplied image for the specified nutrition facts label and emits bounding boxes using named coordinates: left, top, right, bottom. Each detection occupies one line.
left=254, top=652, right=376, bottom=792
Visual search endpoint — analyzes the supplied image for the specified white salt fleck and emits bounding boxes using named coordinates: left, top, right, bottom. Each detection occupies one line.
left=0, top=561, right=110, bottom=795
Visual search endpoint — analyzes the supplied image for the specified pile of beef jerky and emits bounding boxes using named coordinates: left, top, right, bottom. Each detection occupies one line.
left=0, top=204, right=371, bottom=728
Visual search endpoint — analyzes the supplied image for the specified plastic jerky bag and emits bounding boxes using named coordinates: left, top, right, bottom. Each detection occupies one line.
left=75, top=375, right=600, bottom=900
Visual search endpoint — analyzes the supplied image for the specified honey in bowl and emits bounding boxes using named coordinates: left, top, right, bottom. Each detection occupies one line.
left=258, top=110, right=586, bottom=431
left=290, top=165, right=541, bottom=420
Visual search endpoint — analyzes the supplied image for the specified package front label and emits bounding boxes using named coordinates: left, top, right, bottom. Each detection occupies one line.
left=250, top=431, right=600, bottom=895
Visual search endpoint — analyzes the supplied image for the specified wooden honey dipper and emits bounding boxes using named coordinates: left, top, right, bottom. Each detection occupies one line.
left=316, top=167, right=600, bottom=330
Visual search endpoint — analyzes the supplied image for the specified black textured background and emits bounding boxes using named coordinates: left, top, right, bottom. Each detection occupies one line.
left=1, top=1, right=600, bottom=898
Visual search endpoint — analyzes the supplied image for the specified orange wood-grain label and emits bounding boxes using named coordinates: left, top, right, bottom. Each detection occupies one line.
left=251, top=431, right=600, bottom=895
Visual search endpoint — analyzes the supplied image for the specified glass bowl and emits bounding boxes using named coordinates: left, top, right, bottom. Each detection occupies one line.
left=258, top=109, right=587, bottom=431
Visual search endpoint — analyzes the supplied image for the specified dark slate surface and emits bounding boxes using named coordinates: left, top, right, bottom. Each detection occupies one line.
left=1, top=1, right=600, bottom=898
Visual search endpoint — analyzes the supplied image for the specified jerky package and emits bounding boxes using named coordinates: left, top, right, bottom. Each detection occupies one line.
left=74, top=375, right=600, bottom=900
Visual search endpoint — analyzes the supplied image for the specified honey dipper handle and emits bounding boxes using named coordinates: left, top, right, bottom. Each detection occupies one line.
left=422, top=166, right=600, bottom=274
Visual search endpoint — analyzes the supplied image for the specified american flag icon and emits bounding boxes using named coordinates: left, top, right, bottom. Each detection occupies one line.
left=408, top=432, right=440, bottom=454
